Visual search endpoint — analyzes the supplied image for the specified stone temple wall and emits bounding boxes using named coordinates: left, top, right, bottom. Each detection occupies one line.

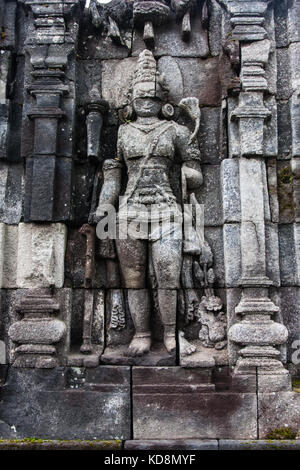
left=0, top=0, right=300, bottom=442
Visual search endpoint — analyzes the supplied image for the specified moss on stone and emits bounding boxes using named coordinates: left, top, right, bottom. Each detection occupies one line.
left=265, top=428, right=298, bottom=440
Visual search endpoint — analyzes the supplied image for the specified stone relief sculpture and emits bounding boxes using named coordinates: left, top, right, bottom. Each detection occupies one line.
left=1, top=0, right=299, bottom=443
left=93, top=50, right=201, bottom=361
left=87, top=49, right=226, bottom=365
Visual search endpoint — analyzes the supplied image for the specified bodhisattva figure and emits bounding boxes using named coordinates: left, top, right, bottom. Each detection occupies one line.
left=95, top=50, right=203, bottom=357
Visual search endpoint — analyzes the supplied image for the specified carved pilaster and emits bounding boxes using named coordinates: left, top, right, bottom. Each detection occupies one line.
left=226, top=0, right=291, bottom=391
left=8, top=288, right=66, bottom=368
left=22, top=0, right=80, bottom=221
left=223, top=0, right=269, bottom=41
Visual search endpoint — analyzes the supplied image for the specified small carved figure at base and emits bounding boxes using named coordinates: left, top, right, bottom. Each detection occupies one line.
left=197, top=295, right=227, bottom=350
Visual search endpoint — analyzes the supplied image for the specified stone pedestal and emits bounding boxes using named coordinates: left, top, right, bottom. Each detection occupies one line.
left=0, top=367, right=131, bottom=440
left=132, top=367, right=258, bottom=439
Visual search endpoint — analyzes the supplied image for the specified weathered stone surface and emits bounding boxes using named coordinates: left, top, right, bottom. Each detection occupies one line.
left=197, top=165, right=222, bottom=226
left=291, top=90, right=300, bottom=157
left=0, top=162, right=23, bottom=224
left=277, top=161, right=294, bottom=223
left=221, top=159, right=241, bottom=223
left=65, top=227, right=106, bottom=288
left=276, top=48, right=292, bottom=100
left=125, top=439, right=218, bottom=450
left=277, top=100, right=292, bottom=159
left=0, top=367, right=131, bottom=439
left=78, top=27, right=132, bottom=60
left=158, top=56, right=222, bottom=107
left=132, top=12, right=209, bottom=58
left=0, top=1, right=16, bottom=50
left=287, top=0, right=300, bottom=43
left=0, top=439, right=122, bottom=450
left=277, top=287, right=300, bottom=362
left=223, top=224, right=241, bottom=287
left=0, top=223, right=66, bottom=288
left=279, top=224, right=300, bottom=286
left=101, top=57, right=138, bottom=109
left=258, top=391, right=300, bottom=438
left=220, top=439, right=300, bottom=450
left=204, top=227, right=225, bottom=288
left=208, top=0, right=223, bottom=57
left=133, top=367, right=257, bottom=439
left=266, top=159, right=279, bottom=222
left=265, top=223, right=281, bottom=287
left=226, top=288, right=242, bottom=365
left=198, top=107, right=225, bottom=164
left=274, top=0, right=289, bottom=48
left=224, top=0, right=269, bottom=42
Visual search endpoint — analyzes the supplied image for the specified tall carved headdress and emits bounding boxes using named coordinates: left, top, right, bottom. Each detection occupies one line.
left=130, top=49, right=169, bottom=102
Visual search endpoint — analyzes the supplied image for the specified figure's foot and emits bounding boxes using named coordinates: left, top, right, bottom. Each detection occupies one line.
left=164, top=333, right=176, bottom=354
left=127, top=334, right=151, bottom=357
left=179, top=331, right=197, bottom=356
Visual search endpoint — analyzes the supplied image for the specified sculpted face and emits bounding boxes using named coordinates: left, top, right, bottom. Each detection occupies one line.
left=133, top=97, right=162, bottom=118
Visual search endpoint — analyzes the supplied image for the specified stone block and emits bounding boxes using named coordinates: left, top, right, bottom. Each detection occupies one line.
left=132, top=367, right=257, bottom=439
left=78, top=27, right=131, bottom=60
left=226, top=288, right=242, bottom=365
left=76, top=60, right=102, bottom=107
left=289, top=42, right=300, bottom=93
left=265, top=222, right=281, bottom=287
left=0, top=367, right=131, bottom=439
left=276, top=48, right=292, bottom=100
left=277, top=161, right=295, bottom=223
left=278, top=224, right=300, bottom=286
left=198, top=107, right=225, bottom=164
left=0, top=1, right=16, bottom=50
left=274, top=0, right=289, bottom=48
left=208, top=0, right=223, bottom=57
left=124, top=440, right=218, bottom=450
left=257, top=373, right=292, bottom=393
left=71, top=162, right=99, bottom=225
left=277, top=287, right=300, bottom=362
left=158, top=56, right=222, bottom=107
left=266, top=159, right=279, bottom=222
left=221, top=159, right=241, bottom=223
left=0, top=161, right=23, bottom=224
left=220, top=439, right=300, bottom=450
left=132, top=12, right=209, bottom=59
left=277, top=100, right=292, bottom=159
left=0, top=223, right=67, bottom=288
left=258, top=391, right=300, bottom=438
left=291, top=90, right=300, bottom=156
left=65, top=227, right=106, bottom=288
left=102, top=57, right=138, bottom=109
left=24, top=156, right=73, bottom=222
left=287, top=0, right=300, bottom=43
left=197, top=165, right=222, bottom=226
left=223, top=223, right=242, bottom=288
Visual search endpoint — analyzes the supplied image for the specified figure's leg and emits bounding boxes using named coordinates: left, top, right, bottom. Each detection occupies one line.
left=116, top=237, right=151, bottom=356
left=151, top=236, right=182, bottom=353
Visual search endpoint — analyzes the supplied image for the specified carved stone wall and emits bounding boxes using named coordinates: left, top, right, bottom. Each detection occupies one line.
left=0, top=0, right=300, bottom=442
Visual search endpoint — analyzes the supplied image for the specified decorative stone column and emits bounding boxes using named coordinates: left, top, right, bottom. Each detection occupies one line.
left=9, top=288, right=66, bottom=368
left=22, top=0, right=80, bottom=222
left=225, top=0, right=291, bottom=391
